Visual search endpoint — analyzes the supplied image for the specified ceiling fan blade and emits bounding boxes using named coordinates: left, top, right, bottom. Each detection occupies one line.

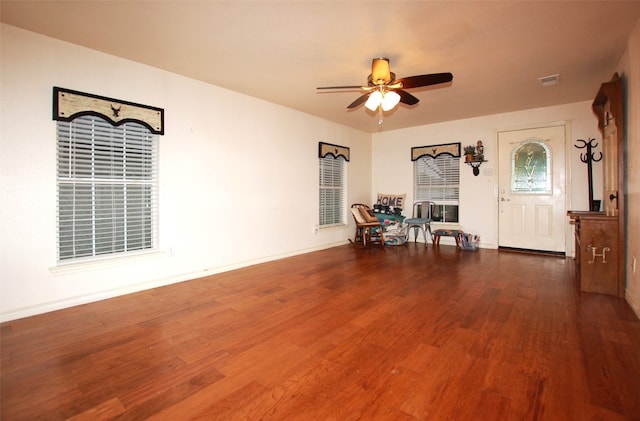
left=317, top=85, right=364, bottom=90
left=347, top=93, right=370, bottom=109
left=397, top=72, right=453, bottom=89
left=396, top=89, right=420, bottom=106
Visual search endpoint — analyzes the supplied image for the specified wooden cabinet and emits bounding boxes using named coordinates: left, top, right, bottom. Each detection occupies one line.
left=571, top=212, right=620, bottom=296
left=568, top=74, right=625, bottom=297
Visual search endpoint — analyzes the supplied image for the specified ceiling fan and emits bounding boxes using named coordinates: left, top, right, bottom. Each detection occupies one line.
left=317, top=58, right=453, bottom=124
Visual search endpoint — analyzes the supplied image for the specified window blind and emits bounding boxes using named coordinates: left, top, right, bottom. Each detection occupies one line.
left=414, top=154, right=460, bottom=202
left=319, top=156, right=345, bottom=227
left=57, top=115, right=158, bottom=261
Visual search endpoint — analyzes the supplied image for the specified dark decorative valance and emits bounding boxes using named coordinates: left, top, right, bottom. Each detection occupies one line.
left=411, top=142, right=460, bottom=161
left=318, top=142, right=350, bottom=161
left=53, top=87, right=164, bottom=135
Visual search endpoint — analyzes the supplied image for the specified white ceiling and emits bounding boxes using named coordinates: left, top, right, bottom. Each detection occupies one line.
left=2, top=1, right=640, bottom=133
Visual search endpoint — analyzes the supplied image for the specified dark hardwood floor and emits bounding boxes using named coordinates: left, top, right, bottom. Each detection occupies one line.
left=2, top=244, right=640, bottom=420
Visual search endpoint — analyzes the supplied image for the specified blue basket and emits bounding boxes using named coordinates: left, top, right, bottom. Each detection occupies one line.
left=460, top=242, right=479, bottom=251
left=458, top=233, right=479, bottom=251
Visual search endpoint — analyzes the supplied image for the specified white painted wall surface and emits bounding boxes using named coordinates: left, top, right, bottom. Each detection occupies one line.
left=619, top=19, right=640, bottom=317
left=0, top=24, right=371, bottom=321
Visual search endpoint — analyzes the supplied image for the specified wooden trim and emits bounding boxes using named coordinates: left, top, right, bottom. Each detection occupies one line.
left=53, top=87, right=164, bottom=135
left=318, top=142, right=350, bottom=161
left=591, top=73, right=625, bottom=296
left=411, top=142, right=461, bottom=161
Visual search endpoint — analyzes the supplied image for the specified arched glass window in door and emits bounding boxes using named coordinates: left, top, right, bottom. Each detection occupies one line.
left=511, top=140, right=551, bottom=193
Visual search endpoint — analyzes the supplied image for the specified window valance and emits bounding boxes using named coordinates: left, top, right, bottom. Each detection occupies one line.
left=53, top=87, right=164, bottom=135
left=318, top=142, right=350, bottom=162
left=411, top=142, right=460, bottom=161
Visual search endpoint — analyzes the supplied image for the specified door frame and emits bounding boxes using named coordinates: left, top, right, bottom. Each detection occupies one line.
left=495, top=121, right=573, bottom=255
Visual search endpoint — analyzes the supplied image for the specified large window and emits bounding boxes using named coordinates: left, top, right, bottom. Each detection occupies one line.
left=319, top=156, right=346, bottom=227
left=57, top=115, right=158, bottom=261
left=414, top=154, right=460, bottom=223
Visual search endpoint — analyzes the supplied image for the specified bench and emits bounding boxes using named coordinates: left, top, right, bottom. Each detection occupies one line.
left=432, top=229, right=464, bottom=248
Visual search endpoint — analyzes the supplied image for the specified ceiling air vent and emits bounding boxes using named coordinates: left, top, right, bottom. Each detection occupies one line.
left=538, top=74, right=560, bottom=87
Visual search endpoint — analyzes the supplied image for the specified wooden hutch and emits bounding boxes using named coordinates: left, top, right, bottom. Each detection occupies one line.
left=569, top=74, right=625, bottom=297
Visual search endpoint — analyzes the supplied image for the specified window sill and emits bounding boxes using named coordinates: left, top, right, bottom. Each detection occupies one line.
left=430, top=222, right=463, bottom=231
left=319, top=223, right=347, bottom=230
left=49, top=249, right=166, bottom=275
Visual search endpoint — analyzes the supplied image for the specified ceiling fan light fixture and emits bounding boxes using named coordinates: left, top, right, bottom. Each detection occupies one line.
left=381, top=91, right=400, bottom=111
left=317, top=57, right=454, bottom=124
left=365, top=90, right=401, bottom=112
left=365, top=90, right=383, bottom=111
left=371, top=58, right=391, bottom=84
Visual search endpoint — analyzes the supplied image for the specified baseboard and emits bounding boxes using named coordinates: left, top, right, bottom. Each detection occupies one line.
left=498, top=246, right=566, bottom=257
left=0, top=241, right=347, bottom=323
left=0, top=270, right=205, bottom=323
left=625, top=291, right=640, bottom=321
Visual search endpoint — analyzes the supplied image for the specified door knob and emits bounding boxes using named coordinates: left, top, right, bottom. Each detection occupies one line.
left=500, top=197, right=510, bottom=202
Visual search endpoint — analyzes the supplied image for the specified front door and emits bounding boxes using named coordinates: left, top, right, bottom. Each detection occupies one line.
left=498, top=125, right=566, bottom=253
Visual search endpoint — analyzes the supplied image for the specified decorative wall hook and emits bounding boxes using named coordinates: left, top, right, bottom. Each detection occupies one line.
left=466, top=160, right=484, bottom=176
left=574, top=138, right=602, bottom=210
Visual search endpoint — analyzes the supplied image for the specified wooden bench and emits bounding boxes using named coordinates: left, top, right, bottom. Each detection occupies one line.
left=432, top=229, right=464, bottom=248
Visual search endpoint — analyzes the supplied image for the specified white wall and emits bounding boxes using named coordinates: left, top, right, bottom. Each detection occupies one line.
left=619, top=19, right=640, bottom=317
left=371, top=102, right=600, bottom=250
left=0, top=24, right=372, bottom=321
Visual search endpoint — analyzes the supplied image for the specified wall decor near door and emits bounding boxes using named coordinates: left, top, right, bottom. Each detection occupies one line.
left=463, top=140, right=487, bottom=176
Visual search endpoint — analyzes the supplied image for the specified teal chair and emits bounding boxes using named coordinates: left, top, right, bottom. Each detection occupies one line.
left=404, top=201, right=435, bottom=246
